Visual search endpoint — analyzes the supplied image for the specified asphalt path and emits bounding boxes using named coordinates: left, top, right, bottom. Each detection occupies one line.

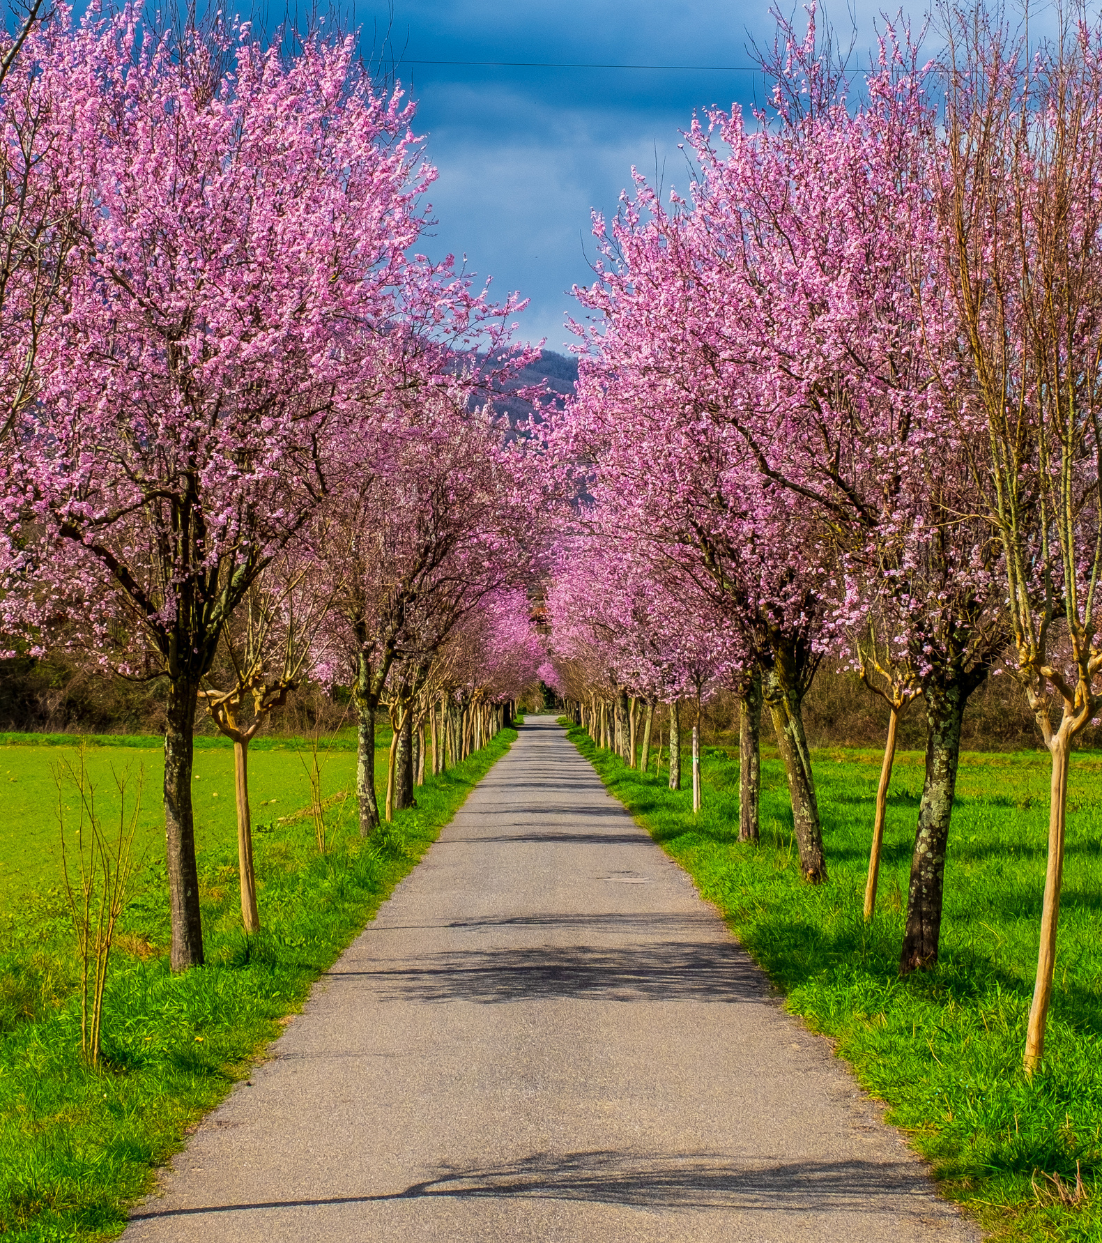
left=124, top=714, right=980, bottom=1243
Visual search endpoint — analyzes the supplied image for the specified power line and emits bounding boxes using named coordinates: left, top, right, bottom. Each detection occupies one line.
left=398, top=58, right=766, bottom=71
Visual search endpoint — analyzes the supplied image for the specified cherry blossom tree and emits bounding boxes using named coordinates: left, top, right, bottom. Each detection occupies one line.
left=554, top=15, right=1009, bottom=943
left=0, top=11, right=492, bottom=970
left=317, top=374, right=541, bottom=834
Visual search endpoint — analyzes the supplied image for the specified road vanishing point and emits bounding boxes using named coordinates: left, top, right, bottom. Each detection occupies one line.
left=124, top=715, right=979, bottom=1243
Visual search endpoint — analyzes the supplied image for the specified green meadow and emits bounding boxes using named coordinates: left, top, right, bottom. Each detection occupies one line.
left=0, top=724, right=517, bottom=1242
left=565, top=721, right=1102, bottom=1243
left=0, top=731, right=361, bottom=908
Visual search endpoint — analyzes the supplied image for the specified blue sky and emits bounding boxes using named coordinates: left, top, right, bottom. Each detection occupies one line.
left=350, top=1, right=840, bottom=349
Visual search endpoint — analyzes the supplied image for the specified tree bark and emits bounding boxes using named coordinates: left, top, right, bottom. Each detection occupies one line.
left=385, top=713, right=401, bottom=822
left=164, top=676, right=204, bottom=971
left=233, top=737, right=260, bottom=934
left=628, top=697, right=638, bottom=767
left=640, top=700, right=654, bottom=774
left=692, top=722, right=701, bottom=813
left=739, top=672, right=762, bottom=843
left=899, top=681, right=967, bottom=973
left=865, top=705, right=900, bottom=922
left=668, top=701, right=681, bottom=790
left=764, top=656, right=825, bottom=883
left=355, top=697, right=380, bottom=836
left=395, top=709, right=415, bottom=810
left=1024, top=726, right=1072, bottom=1074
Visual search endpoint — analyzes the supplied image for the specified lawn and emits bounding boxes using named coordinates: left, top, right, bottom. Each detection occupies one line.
left=564, top=722, right=1102, bottom=1243
left=0, top=722, right=517, bottom=1242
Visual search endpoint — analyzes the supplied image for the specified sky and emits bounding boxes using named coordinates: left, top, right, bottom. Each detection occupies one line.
left=347, top=0, right=890, bottom=350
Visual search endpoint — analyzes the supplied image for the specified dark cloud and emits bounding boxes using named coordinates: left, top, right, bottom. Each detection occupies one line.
left=348, top=1, right=926, bottom=344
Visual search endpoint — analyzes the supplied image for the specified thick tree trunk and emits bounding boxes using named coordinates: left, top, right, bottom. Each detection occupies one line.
left=164, top=677, right=204, bottom=971
left=395, top=709, right=415, bottom=810
left=764, top=661, right=825, bottom=883
left=692, top=722, right=701, bottom=813
left=233, top=738, right=260, bottom=934
left=668, top=701, right=682, bottom=791
left=640, top=700, right=654, bottom=774
left=899, top=682, right=967, bottom=973
left=739, top=672, right=762, bottom=843
left=865, top=705, right=900, bottom=922
left=355, top=699, right=380, bottom=836
left=1024, top=727, right=1072, bottom=1074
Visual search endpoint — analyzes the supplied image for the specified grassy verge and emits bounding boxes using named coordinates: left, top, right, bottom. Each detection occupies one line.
left=0, top=726, right=516, bottom=1242
left=561, top=720, right=1102, bottom=1243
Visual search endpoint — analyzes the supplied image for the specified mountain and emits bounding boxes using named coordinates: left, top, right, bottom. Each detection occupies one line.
left=490, top=349, right=578, bottom=430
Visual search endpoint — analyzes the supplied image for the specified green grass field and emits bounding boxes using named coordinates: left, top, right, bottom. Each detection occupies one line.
left=0, top=729, right=363, bottom=905
left=564, top=722, right=1102, bottom=1243
left=0, top=723, right=517, bottom=1242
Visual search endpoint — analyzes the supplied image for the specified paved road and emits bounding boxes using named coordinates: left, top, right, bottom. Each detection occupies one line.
left=125, top=715, right=979, bottom=1243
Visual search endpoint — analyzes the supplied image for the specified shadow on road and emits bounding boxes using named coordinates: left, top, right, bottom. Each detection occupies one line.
left=453, top=831, right=648, bottom=844
left=445, top=912, right=715, bottom=931
left=130, top=1151, right=933, bottom=1220
left=333, top=940, right=769, bottom=1004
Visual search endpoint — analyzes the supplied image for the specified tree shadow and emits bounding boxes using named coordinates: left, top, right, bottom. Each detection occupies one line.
left=444, top=912, right=715, bottom=932
left=455, top=834, right=651, bottom=846
left=456, top=806, right=630, bottom=821
left=334, top=940, right=769, bottom=1004
left=130, top=1151, right=940, bottom=1220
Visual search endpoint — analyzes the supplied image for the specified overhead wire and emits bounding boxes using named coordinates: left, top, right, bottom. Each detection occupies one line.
left=396, top=59, right=765, bottom=71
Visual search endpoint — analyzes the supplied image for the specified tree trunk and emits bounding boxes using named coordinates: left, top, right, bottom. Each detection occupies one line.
left=900, top=682, right=967, bottom=973
left=764, top=661, right=825, bottom=883
left=865, top=705, right=900, bottom=922
left=628, top=697, right=638, bottom=767
left=692, top=722, right=701, bottom=813
left=640, top=700, right=654, bottom=774
left=416, top=720, right=426, bottom=786
left=738, top=673, right=762, bottom=843
left=355, top=698, right=380, bottom=836
left=395, top=709, right=415, bottom=810
left=233, top=737, right=260, bottom=934
left=385, top=715, right=401, bottom=822
left=668, top=701, right=681, bottom=790
left=164, top=676, right=204, bottom=971
left=1024, top=727, right=1072, bottom=1074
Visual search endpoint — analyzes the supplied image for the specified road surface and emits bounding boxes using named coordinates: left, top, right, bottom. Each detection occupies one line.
left=124, top=714, right=979, bottom=1243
